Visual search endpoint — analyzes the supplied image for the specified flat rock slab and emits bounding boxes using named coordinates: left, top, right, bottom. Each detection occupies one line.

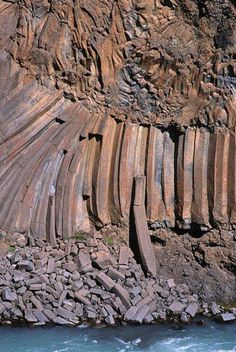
left=93, top=251, right=117, bottom=270
left=75, top=251, right=92, bottom=273
left=57, top=307, right=78, bottom=322
left=124, top=306, right=138, bottom=321
left=13, top=271, right=27, bottom=283
left=16, top=260, right=34, bottom=272
left=2, top=288, right=18, bottom=302
left=218, top=313, right=236, bottom=322
left=74, top=292, right=91, bottom=306
left=107, top=267, right=125, bottom=281
left=24, top=309, right=38, bottom=323
left=43, top=309, right=57, bottom=321
left=53, top=317, right=74, bottom=325
left=30, top=295, right=44, bottom=310
left=0, top=303, right=5, bottom=314
left=47, top=258, right=55, bottom=274
left=33, top=309, right=49, bottom=323
left=135, top=304, right=151, bottom=324
left=169, top=301, right=185, bottom=314
left=211, top=302, right=221, bottom=315
left=96, top=272, right=115, bottom=291
left=105, top=315, right=115, bottom=325
left=185, top=303, right=199, bottom=317
left=112, top=283, right=130, bottom=308
left=118, top=246, right=133, bottom=266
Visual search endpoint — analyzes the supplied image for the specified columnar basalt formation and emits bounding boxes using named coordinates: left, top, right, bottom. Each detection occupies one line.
left=1, top=110, right=236, bottom=241
left=0, top=0, right=236, bottom=302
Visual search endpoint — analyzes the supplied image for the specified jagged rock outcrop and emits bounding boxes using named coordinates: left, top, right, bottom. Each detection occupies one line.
left=0, top=0, right=236, bottom=302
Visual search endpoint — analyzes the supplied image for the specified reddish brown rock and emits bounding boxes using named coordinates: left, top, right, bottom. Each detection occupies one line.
left=0, top=1, right=235, bottom=304
left=133, top=176, right=157, bottom=277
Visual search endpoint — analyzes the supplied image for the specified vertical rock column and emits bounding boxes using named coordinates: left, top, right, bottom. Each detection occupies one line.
left=146, top=128, right=164, bottom=222
left=162, top=132, right=175, bottom=227
left=192, top=129, right=210, bottom=229
left=176, top=128, right=195, bottom=229
left=228, top=130, right=236, bottom=225
left=132, top=175, right=157, bottom=277
left=212, top=130, right=230, bottom=225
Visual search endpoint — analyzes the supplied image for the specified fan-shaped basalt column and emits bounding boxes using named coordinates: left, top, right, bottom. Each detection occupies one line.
left=1, top=78, right=236, bottom=244
left=1, top=0, right=236, bottom=246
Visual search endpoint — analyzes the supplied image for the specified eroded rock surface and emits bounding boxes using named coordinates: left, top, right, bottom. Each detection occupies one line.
left=0, top=0, right=236, bottom=308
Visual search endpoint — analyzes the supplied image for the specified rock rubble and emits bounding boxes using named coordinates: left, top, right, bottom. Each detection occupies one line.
left=0, top=236, right=235, bottom=327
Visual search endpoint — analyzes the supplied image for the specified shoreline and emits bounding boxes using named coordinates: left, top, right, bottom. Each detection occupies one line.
left=0, top=234, right=235, bottom=328
left=1, top=316, right=236, bottom=329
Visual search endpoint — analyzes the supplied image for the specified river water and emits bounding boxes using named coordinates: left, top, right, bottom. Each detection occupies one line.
left=1, top=321, right=235, bottom=352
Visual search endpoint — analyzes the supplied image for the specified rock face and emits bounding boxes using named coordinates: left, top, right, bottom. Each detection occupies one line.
left=0, top=0, right=236, bottom=239
left=0, top=0, right=236, bottom=307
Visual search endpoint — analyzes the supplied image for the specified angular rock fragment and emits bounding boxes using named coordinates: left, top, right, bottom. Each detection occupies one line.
left=33, top=309, right=49, bottom=324
left=93, top=251, right=117, bottom=270
left=185, top=303, right=199, bottom=318
left=58, top=290, right=67, bottom=306
left=53, top=317, right=74, bottom=325
left=218, top=313, right=235, bottom=322
left=96, top=272, right=116, bottom=291
left=169, top=301, right=185, bottom=315
left=104, top=304, right=116, bottom=316
left=75, top=251, right=92, bottom=273
left=87, top=310, right=96, bottom=319
left=47, top=258, right=55, bottom=274
left=107, top=267, right=125, bottom=281
left=17, top=261, right=34, bottom=272
left=112, top=297, right=126, bottom=315
left=30, top=296, right=43, bottom=311
left=118, top=247, right=133, bottom=266
left=105, top=315, right=115, bottom=325
left=167, top=279, right=175, bottom=289
left=13, top=271, right=27, bottom=283
left=74, top=303, right=83, bottom=317
left=211, top=302, right=221, bottom=315
left=29, top=284, right=42, bottom=291
left=112, top=284, right=130, bottom=308
left=57, top=307, right=78, bottom=322
left=24, top=309, right=38, bottom=323
left=0, top=303, right=5, bottom=314
left=136, top=295, right=153, bottom=308
left=131, top=295, right=142, bottom=306
left=74, top=292, right=91, bottom=306
left=86, top=278, right=96, bottom=288
left=124, top=306, right=138, bottom=322
left=43, top=309, right=57, bottom=321
left=1, top=288, right=18, bottom=302
left=135, top=304, right=151, bottom=324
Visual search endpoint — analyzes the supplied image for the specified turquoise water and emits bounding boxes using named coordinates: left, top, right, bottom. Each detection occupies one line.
left=0, top=322, right=235, bottom=352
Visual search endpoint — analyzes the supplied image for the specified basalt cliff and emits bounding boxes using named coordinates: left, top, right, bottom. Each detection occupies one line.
left=0, top=0, right=235, bottom=310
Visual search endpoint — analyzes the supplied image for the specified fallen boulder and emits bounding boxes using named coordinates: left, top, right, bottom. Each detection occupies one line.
left=96, top=272, right=116, bottom=291
left=75, top=251, right=92, bottom=273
